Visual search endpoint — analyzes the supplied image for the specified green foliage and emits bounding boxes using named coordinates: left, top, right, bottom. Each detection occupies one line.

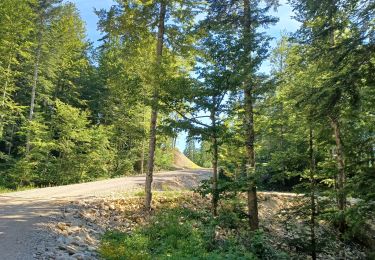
left=184, top=140, right=211, bottom=168
left=246, top=230, right=289, bottom=260
left=0, top=1, right=179, bottom=189
left=2, top=100, right=115, bottom=187
left=100, top=206, right=289, bottom=260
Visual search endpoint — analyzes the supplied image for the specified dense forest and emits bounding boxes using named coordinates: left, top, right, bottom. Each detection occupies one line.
left=0, top=0, right=374, bottom=258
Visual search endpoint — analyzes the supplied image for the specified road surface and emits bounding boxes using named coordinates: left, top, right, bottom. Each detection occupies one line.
left=0, top=169, right=210, bottom=260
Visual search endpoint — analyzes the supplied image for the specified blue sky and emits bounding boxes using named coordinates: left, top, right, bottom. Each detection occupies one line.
left=69, top=0, right=300, bottom=152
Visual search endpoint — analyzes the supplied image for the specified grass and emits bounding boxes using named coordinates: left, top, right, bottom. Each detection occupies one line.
left=0, top=185, right=35, bottom=194
left=99, top=192, right=289, bottom=260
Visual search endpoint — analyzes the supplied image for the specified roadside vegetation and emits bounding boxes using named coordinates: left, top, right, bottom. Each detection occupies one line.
left=98, top=191, right=368, bottom=259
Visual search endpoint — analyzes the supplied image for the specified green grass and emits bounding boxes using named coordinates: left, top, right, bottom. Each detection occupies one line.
left=0, top=185, right=35, bottom=194
left=133, top=189, right=186, bottom=199
left=99, top=195, right=289, bottom=260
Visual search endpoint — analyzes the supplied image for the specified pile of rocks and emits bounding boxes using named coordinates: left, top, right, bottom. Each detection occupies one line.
left=35, top=196, right=143, bottom=259
left=35, top=193, right=201, bottom=259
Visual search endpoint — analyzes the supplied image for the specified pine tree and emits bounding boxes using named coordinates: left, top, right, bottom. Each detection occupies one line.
left=97, top=0, right=201, bottom=211
left=206, top=0, right=278, bottom=230
left=0, top=0, right=35, bottom=156
left=289, top=0, right=374, bottom=231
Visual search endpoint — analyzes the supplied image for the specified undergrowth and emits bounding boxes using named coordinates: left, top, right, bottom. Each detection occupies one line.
left=99, top=192, right=289, bottom=260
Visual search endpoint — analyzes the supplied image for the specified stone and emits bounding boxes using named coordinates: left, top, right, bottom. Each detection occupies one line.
left=57, top=222, right=66, bottom=231
left=87, top=246, right=97, bottom=252
left=72, top=253, right=86, bottom=260
left=71, top=240, right=83, bottom=247
left=58, top=244, right=67, bottom=250
left=66, top=245, right=79, bottom=255
left=84, top=234, right=96, bottom=245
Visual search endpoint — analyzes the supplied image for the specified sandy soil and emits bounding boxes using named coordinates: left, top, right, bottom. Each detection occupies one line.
left=0, top=169, right=210, bottom=260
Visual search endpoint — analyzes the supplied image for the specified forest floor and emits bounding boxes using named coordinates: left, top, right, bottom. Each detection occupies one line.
left=0, top=169, right=210, bottom=260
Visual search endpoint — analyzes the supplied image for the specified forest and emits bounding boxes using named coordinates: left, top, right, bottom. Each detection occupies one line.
left=0, top=0, right=374, bottom=259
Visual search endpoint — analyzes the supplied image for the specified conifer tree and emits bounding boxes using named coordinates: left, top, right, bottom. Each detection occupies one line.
left=205, top=0, right=278, bottom=230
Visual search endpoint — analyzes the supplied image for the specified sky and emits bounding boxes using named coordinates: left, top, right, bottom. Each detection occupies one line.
left=69, top=0, right=300, bottom=152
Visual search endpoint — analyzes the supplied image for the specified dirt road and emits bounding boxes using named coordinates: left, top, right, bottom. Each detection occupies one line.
left=0, top=169, right=210, bottom=260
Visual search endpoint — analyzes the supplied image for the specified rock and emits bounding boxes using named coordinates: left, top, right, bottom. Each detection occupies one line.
left=58, top=244, right=67, bottom=250
left=109, top=203, right=116, bottom=210
left=69, top=226, right=82, bottom=234
left=72, top=253, right=86, bottom=260
left=57, top=236, right=66, bottom=244
left=87, top=246, right=97, bottom=252
left=57, top=222, right=66, bottom=231
left=66, top=245, right=79, bottom=255
left=71, top=237, right=84, bottom=247
left=84, top=234, right=96, bottom=245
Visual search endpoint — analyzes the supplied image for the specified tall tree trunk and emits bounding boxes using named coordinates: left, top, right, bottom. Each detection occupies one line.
left=309, top=127, right=317, bottom=260
left=140, top=111, right=146, bottom=175
left=210, top=107, right=219, bottom=216
left=141, top=139, right=145, bottom=174
left=243, top=0, right=259, bottom=231
left=145, top=1, right=166, bottom=211
left=329, top=117, right=346, bottom=217
left=327, top=7, right=346, bottom=231
left=26, top=30, right=42, bottom=154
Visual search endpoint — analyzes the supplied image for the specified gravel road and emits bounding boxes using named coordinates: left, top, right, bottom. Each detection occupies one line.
left=0, top=169, right=210, bottom=260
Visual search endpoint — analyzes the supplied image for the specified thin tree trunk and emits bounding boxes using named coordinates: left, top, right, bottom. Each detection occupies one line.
left=244, top=86, right=259, bottom=230
left=26, top=30, right=43, bottom=154
left=210, top=108, right=219, bottom=216
left=329, top=117, right=346, bottom=215
left=141, top=140, right=145, bottom=175
left=243, top=0, right=259, bottom=231
left=140, top=112, right=146, bottom=175
left=212, top=138, right=218, bottom=215
left=145, top=1, right=166, bottom=211
left=309, top=127, right=317, bottom=260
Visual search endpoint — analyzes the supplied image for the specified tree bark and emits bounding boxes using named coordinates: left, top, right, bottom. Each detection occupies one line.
left=329, top=117, right=346, bottom=213
left=145, top=1, right=166, bottom=211
left=243, top=0, right=259, bottom=231
left=140, top=111, right=146, bottom=175
left=309, top=127, right=317, bottom=260
left=26, top=28, right=43, bottom=154
left=210, top=107, right=219, bottom=216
